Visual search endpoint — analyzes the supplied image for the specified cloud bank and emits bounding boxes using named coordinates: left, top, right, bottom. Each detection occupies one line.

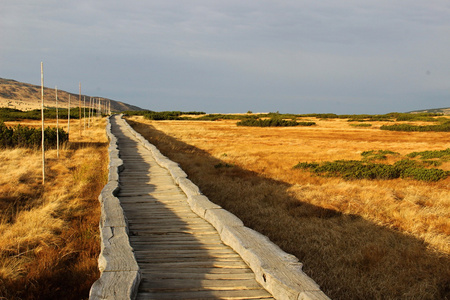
left=1, top=0, right=449, bottom=113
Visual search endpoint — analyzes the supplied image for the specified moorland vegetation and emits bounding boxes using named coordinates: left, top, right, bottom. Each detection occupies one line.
left=0, top=121, right=68, bottom=149
left=126, top=110, right=449, bottom=131
left=0, top=107, right=90, bottom=121
left=0, top=114, right=106, bottom=299
left=126, top=115, right=449, bottom=300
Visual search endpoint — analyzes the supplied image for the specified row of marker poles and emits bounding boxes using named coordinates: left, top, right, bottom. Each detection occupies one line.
left=40, top=62, right=112, bottom=185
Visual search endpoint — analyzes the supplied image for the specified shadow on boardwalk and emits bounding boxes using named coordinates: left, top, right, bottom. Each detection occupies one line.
left=126, top=119, right=450, bottom=300
left=110, top=116, right=273, bottom=299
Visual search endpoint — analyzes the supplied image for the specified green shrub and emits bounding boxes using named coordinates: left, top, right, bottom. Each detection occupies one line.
left=380, top=121, right=450, bottom=132
left=407, top=148, right=450, bottom=160
left=0, top=107, right=85, bottom=121
left=214, top=163, right=234, bottom=168
left=399, top=165, right=449, bottom=181
left=350, top=123, right=372, bottom=127
left=294, top=157, right=449, bottom=182
left=0, top=121, right=68, bottom=149
left=293, top=162, right=320, bottom=169
left=237, top=118, right=315, bottom=127
left=139, top=110, right=206, bottom=120
left=361, top=150, right=399, bottom=161
left=197, top=114, right=249, bottom=121
left=421, top=160, right=442, bottom=167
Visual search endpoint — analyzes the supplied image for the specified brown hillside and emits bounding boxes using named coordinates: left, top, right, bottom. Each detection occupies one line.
left=0, top=78, right=143, bottom=112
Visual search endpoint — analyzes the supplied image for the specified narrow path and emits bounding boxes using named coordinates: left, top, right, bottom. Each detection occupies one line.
left=110, top=115, right=274, bottom=300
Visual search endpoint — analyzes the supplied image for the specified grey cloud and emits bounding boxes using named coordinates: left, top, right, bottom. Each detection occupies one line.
left=1, top=0, right=449, bottom=114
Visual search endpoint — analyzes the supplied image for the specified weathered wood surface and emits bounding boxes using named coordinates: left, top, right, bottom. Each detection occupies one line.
left=89, top=117, right=140, bottom=300
left=111, top=115, right=275, bottom=300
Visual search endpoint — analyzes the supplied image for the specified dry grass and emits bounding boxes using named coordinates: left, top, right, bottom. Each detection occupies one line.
left=0, top=117, right=108, bottom=300
left=127, top=116, right=450, bottom=300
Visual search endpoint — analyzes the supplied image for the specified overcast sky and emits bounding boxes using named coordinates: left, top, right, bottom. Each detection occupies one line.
left=1, top=1, right=449, bottom=114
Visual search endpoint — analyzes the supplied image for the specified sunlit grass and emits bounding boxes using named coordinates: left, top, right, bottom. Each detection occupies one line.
left=0, top=117, right=107, bottom=300
left=127, top=115, right=450, bottom=300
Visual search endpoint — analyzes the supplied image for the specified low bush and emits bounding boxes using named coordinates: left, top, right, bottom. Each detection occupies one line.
left=0, top=121, right=68, bottom=149
left=0, top=107, right=86, bottom=121
left=294, top=152, right=449, bottom=182
left=407, top=148, right=450, bottom=160
left=380, top=121, right=450, bottom=132
left=196, top=114, right=246, bottom=121
left=361, top=150, right=399, bottom=161
left=237, top=118, right=316, bottom=127
left=142, top=110, right=206, bottom=120
left=350, top=123, right=372, bottom=127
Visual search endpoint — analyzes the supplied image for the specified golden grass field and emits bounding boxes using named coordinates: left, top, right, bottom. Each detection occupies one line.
left=127, top=116, right=450, bottom=300
left=0, top=117, right=107, bottom=300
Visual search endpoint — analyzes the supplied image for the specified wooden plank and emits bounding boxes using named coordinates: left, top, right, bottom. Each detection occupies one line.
left=130, top=230, right=219, bottom=237
left=135, top=248, right=238, bottom=256
left=138, top=260, right=250, bottom=269
left=131, top=244, right=229, bottom=251
left=142, top=271, right=257, bottom=280
left=136, top=290, right=274, bottom=300
left=128, top=219, right=209, bottom=226
left=128, top=222, right=214, bottom=228
left=139, top=278, right=265, bottom=291
left=128, top=238, right=224, bottom=246
left=121, top=205, right=193, bottom=212
left=139, top=267, right=254, bottom=275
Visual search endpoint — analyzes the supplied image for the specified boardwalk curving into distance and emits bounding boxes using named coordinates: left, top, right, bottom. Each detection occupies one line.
left=110, top=115, right=274, bottom=299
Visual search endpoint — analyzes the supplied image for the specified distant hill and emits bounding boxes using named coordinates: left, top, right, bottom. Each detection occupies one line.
left=0, top=78, right=144, bottom=112
left=408, top=107, right=450, bottom=115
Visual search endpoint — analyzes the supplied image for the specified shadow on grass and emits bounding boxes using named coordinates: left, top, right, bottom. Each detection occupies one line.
left=127, top=119, right=450, bottom=300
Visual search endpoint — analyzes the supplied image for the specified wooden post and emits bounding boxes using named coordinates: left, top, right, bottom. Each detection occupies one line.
left=88, top=97, right=92, bottom=128
left=79, top=83, right=81, bottom=136
left=41, top=62, right=45, bottom=185
left=68, top=94, right=71, bottom=137
left=84, top=96, right=86, bottom=130
left=55, top=86, right=59, bottom=158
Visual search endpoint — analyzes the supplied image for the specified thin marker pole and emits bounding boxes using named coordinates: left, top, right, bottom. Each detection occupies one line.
left=41, top=62, right=45, bottom=185
left=68, top=94, right=71, bottom=137
left=84, top=96, right=86, bottom=130
left=88, top=97, right=91, bottom=128
left=79, top=83, right=81, bottom=136
left=55, top=86, right=59, bottom=158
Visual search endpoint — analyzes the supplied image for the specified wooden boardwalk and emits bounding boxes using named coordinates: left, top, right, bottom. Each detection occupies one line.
left=110, top=116, right=274, bottom=300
